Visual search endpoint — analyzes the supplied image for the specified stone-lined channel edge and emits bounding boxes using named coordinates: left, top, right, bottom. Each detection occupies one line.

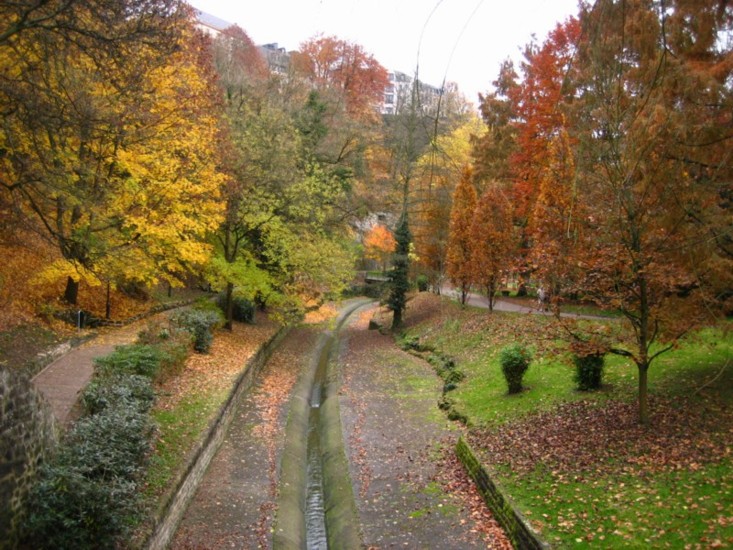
left=455, top=437, right=550, bottom=549
left=144, top=326, right=290, bottom=550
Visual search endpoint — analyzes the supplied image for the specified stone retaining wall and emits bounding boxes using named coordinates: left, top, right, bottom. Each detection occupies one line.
left=0, top=369, right=57, bottom=550
left=455, top=437, right=549, bottom=550
left=144, top=326, right=289, bottom=550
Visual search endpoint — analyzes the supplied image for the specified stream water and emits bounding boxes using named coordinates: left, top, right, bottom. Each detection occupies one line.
left=305, top=334, right=332, bottom=549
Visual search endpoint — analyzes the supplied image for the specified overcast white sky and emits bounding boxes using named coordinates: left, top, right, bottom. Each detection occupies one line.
left=189, top=0, right=580, bottom=105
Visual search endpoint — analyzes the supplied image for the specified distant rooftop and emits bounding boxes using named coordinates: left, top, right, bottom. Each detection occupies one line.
left=195, top=9, right=232, bottom=33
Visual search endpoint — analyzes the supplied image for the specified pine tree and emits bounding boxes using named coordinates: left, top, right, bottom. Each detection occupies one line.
left=387, top=214, right=411, bottom=329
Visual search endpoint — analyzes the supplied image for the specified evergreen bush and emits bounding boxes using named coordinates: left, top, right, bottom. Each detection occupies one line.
left=171, top=308, right=223, bottom=353
left=499, top=343, right=532, bottom=394
left=94, top=344, right=164, bottom=378
left=573, top=353, right=605, bottom=391
left=23, top=400, right=152, bottom=548
left=81, top=374, right=154, bottom=415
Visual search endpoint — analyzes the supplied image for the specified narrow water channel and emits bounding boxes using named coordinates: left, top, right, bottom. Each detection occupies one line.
left=305, top=334, right=332, bottom=549
left=275, top=299, right=370, bottom=549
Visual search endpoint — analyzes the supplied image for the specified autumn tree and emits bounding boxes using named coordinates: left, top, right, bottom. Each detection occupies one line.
left=528, top=126, right=581, bottom=313
left=209, top=28, right=356, bottom=327
left=363, top=224, right=396, bottom=273
left=0, top=2, right=223, bottom=306
left=470, top=185, right=515, bottom=311
left=509, top=17, right=581, bottom=226
left=569, top=0, right=733, bottom=424
left=473, top=60, right=519, bottom=186
left=445, top=166, right=478, bottom=305
left=291, top=35, right=389, bottom=121
left=412, top=115, right=484, bottom=288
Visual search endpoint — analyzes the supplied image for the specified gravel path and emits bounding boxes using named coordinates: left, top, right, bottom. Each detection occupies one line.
left=338, top=306, right=509, bottom=548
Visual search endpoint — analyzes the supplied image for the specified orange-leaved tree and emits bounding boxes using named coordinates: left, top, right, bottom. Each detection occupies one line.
left=363, top=224, right=396, bottom=273
left=527, top=126, right=581, bottom=314
left=291, top=35, right=389, bottom=121
left=446, top=166, right=477, bottom=305
left=569, top=0, right=733, bottom=424
left=470, top=185, right=515, bottom=311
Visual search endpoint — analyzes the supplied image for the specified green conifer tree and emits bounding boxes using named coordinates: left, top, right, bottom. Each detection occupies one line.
left=387, top=214, right=411, bottom=329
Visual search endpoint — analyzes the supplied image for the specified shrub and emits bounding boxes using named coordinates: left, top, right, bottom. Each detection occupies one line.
left=155, top=335, right=191, bottom=379
left=64, top=404, right=154, bottom=480
left=137, top=318, right=172, bottom=345
left=416, top=274, right=429, bottom=292
left=94, top=344, right=164, bottom=379
left=171, top=308, right=223, bottom=353
left=573, top=353, right=605, bottom=391
left=81, top=374, right=154, bottom=415
left=24, top=463, right=139, bottom=550
left=23, top=401, right=153, bottom=549
left=216, top=293, right=256, bottom=324
left=499, top=343, right=532, bottom=394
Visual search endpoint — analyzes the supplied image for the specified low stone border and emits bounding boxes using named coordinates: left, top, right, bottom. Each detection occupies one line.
left=455, top=437, right=549, bottom=550
left=144, top=325, right=289, bottom=550
left=97, top=297, right=201, bottom=327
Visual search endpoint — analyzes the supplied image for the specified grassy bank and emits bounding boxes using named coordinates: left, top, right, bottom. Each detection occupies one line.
left=401, top=293, right=733, bottom=548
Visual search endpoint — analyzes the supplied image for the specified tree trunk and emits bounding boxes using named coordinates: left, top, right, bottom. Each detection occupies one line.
left=392, top=308, right=402, bottom=329
left=224, top=282, right=234, bottom=331
left=64, top=276, right=79, bottom=305
left=638, top=363, right=650, bottom=425
left=105, top=282, right=111, bottom=320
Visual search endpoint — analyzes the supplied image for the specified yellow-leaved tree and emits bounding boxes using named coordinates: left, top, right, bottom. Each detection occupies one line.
left=0, top=4, right=225, bottom=310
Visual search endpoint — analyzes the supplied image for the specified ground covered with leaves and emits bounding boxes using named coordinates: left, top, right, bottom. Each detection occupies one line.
left=400, top=292, right=733, bottom=548
left=339, top=306, right=511, bottom=548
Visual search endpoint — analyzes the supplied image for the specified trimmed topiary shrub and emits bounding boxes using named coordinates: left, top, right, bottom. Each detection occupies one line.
left=94, top=344, right=164, bottom=379
left=573, top=353, right=605, bottom=391
left=499, top=343, right=532, bottom=394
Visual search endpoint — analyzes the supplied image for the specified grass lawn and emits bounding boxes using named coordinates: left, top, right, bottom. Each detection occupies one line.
left=401, top=293, right=733, bottom=548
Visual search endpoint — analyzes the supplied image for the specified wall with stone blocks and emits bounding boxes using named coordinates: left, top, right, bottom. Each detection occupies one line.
left=455, top=437, right=549, bottom=550
left=0, top=369, right=58, bottom=550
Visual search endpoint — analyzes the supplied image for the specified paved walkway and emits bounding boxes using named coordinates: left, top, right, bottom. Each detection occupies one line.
left=441, top=285, right=539, bottom=313
left=31, top=314, right=172, bottom=429
left=441, top=285, right=611, bottom=320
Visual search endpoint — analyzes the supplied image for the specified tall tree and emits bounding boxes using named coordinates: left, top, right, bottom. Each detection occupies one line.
left=509, top=17, right=581, bottom=226
left=387, top=213, right=410, bottom=329
left=528, top=126, right=581, bottom=312
left=445, top=166, right=477, bottom=305
left=470, top=185, right=515, bottom=311
left=570, top=0, right=733, bottom=424
left=473, top=60, right=519, bottom=187
left=413, top=115, right=485, bottom=288
left=209, top=28, right=356, bottom=327
left=291, top=35, right=389, bottom=121
left=0, top=3, right=222, bottom=305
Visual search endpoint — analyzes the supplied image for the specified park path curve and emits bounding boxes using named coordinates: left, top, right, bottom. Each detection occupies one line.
left=31, top=313, right=174, bottom=429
